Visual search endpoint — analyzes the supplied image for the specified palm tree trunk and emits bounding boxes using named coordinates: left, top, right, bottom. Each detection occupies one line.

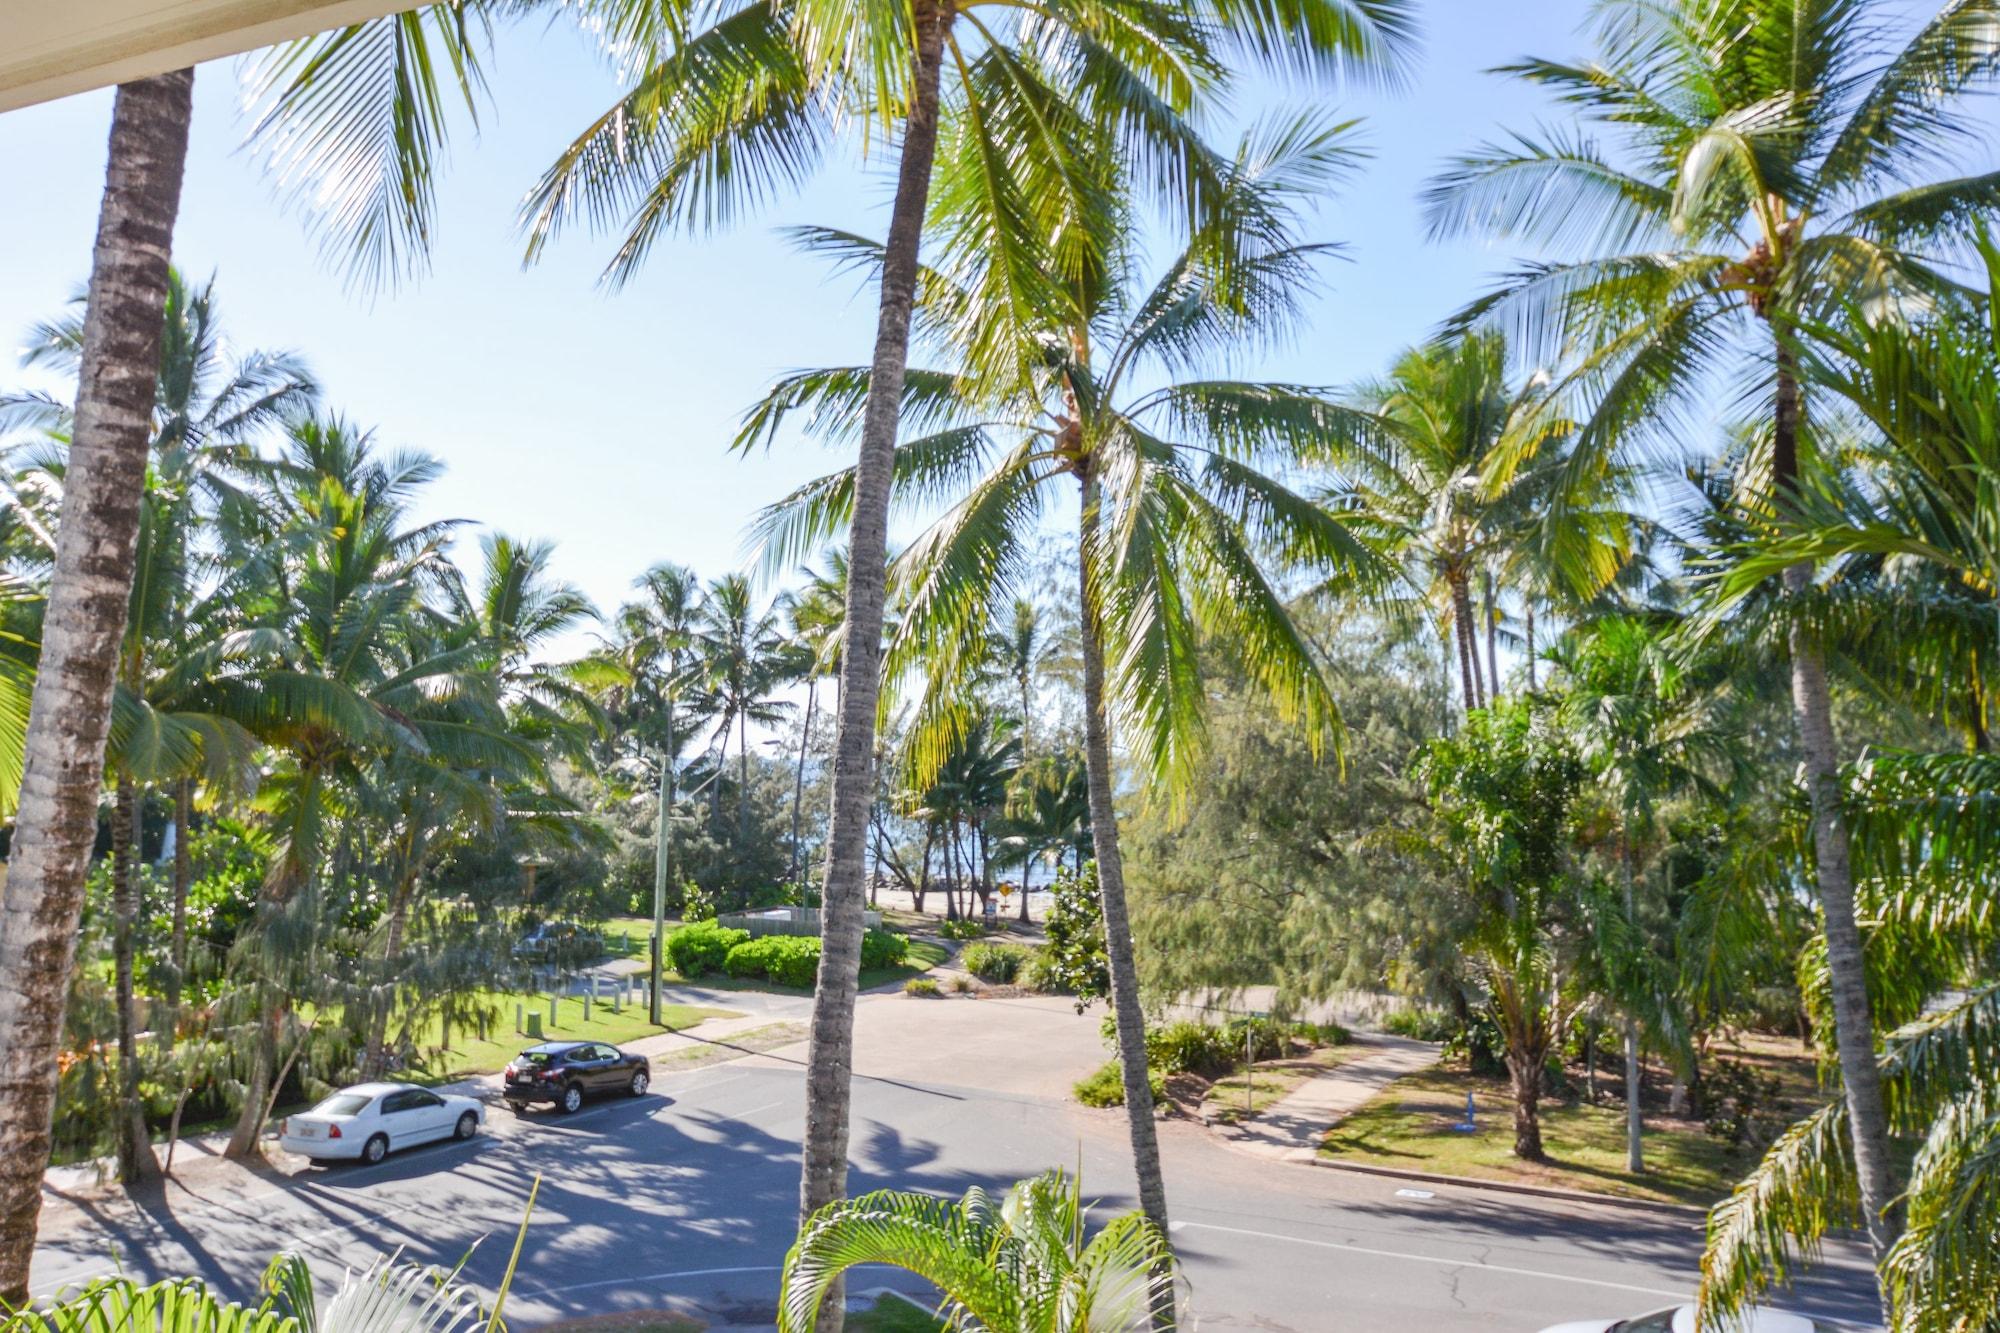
left=1524, top=602, right=1537, bottom=691
left=113, top=775, right=160, bottom=1183
left=1622, top=834, right=1642, bottom=1175
left=361, top=890, right=411, bottom=1080
left=799, top=8, right=955, bottom=1326
left=738, top=709, right=751, bottom=849
left=1482, top=570, right=1500, bottom=698
left=0, top=70, right=192, bottom=1301
left=169, top=777, right=192, bottom=1007
left=1449, top=572, right=1480, bottom=710
left=1076, top=472, right=1174, bottom=1261
left=1771, top=340, right=1900, bottom=1268
left=790, top=679, right=817, bottom=884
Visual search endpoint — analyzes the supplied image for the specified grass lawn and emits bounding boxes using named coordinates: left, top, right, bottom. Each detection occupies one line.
left=1318, top=1065, right=1779, bottom=1206
left=848, top=1295, right=946, bottom=1332
left=391, top=990, right=738, bottom=1084
left=1204, top=1046, right=1357, bottom=1125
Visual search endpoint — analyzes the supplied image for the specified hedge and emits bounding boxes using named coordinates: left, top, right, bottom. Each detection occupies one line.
left=665, top=921, right=749, bottom=977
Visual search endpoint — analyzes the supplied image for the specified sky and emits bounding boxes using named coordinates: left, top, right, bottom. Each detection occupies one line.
left=0, top=1, right=1607, bottom=641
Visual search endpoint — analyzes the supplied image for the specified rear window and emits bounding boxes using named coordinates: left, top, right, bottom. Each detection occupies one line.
left=313, top=1093, right=372, bottom=1116
left=516, top=1050, right=561, bottom=1067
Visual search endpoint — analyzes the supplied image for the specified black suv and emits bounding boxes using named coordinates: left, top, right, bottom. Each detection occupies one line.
left=502, top=1041, right=650, bottom=1115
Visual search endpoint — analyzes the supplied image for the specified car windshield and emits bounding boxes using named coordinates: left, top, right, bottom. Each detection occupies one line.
left=313, top=1093, right=372, bottom=1116
left=516, top=1050, right=560, bottom=1067
left=1609, top=1311, right=1681, bottom=1333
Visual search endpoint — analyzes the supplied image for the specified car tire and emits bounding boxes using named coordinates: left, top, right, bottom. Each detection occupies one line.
left=454, top=1111, right=478, bottom=1141
left=629, top=1070, right=649, bottom=1097
left=560, top=1083, right=583, bottom=1115
left=506, top=1100, right=526, bottom=1116
left=363, top=1134, right=389, bottom=1165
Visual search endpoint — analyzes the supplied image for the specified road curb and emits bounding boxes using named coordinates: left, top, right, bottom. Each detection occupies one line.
left=1304, top=1155, right=1714, bottom=1221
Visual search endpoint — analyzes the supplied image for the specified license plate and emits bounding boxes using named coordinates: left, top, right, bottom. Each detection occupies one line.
left=294, top=1125, right=318, bottom=1138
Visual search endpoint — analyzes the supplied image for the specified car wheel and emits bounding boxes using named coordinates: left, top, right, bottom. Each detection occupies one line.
left=629, top=1070, right=649, bottom=1097
left=560, top=1083, right=583, bottom=1114
left=363, top=1134, right=389, bottom=1165
left=454, top=1111, right=478, bottom=1141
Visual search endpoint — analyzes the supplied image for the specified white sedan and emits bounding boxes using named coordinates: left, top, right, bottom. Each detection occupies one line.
left=1542, top=1306, right=1823, bottom=1333
left=279, top=1082, right=484, bottom=1164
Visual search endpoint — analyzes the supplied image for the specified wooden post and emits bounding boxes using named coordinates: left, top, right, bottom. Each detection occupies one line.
left=515, top=1003, right=524, bottom=1035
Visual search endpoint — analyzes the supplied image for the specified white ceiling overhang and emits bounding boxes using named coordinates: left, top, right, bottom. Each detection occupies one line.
left=1, top=1, right=422, bottom=114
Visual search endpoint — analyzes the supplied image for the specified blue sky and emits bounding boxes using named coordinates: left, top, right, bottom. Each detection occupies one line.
left=0, top=2, right=1627, bottom=632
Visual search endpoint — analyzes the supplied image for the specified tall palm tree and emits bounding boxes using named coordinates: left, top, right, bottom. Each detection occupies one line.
left=1314, top=332, right=1634, bottom=710
left=0, top=11, right=511, bottom=1286
left=696, top=573, right=791, bottom=850
left=1422, top=0, right=2000, bottom=1273
left=781, top=553, right=847, bottom=885
left=525, top=2, right=1417, bottom=1275
left=608, top=562, right=707, bottom=1020
left=8, top=271, right=316, bottom=1181
left=0, top=70, right=195, bottom=1302
left=1549, top=614, right=1743, bottom=1173
left=746, top=116, right=1378, bottom=1250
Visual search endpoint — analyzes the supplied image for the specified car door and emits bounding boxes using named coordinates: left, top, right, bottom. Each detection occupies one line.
left=584, top=1040, right=616, bottom=1088
left=379, top=1090, right=419, bottom=1148
left=406, top=1088, right=453, bottom=1142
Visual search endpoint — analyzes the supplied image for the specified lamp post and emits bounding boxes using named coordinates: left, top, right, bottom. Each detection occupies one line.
left=649, top=696, right=676, bottom=1025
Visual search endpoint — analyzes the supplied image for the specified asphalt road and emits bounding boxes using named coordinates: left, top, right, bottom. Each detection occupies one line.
left=31, top=995, right=1882, bottom=1332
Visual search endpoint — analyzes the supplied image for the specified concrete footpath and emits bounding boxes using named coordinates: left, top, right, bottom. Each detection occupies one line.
left=1214, top=1033, right=1439, bottom=1163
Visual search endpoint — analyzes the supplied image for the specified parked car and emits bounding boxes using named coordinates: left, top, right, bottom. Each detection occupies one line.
left=503, top=1040, right=651, bottom=1115
left=1540, top=1305, right=1822, bottom=1333
left=279, top=1082, right=484, bottom=1164
left=511, top=921, right=603, bottom=964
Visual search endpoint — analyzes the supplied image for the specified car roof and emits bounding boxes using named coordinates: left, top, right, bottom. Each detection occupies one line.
left=1670, top=1306, right=1818, bottom=1333
left=332, top=1082, right=415, bottom=1097
left=521, top=1041, right=588, bottom=1054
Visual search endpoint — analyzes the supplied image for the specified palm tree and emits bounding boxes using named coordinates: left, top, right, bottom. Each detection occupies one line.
left=696, top=574, right=791, bottom=851
left=746, top=117, right=1378, bottom=1249
left=9, top=270, right=317, bottom=1181
left=994, top=749, right=1091, bottom=920
left=781, top=553, right=847, bottom=885
left=0, top=12, right=513, bottom=1285
left=0, top=70, right=195, bottom=1302
left=1423, top=0, right=2000, bottom=1271
left=779, top=1170, right=1174, bottom=1333
left=604, top=562, right=708, bottom=1021
left=1549, top=614, right=1743, bottom=1173
left=1314, top=332, right=1634, bottom=710
left=526, top=4, right=1416, bottom=1276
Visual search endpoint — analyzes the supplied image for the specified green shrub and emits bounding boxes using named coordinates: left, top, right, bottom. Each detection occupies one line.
left=903, top=977, right=941, bottom=997
left=723, top=935, right=822, bottom=987
left=1016, top=949, right=1065, bottom=994
left=1382, top=1006, right=1457, bottom=1042
left=860, top=929, right=911, bottom=971
left=1145, top=1021, right=1241, bottom=1078
left=961, top=942, right=1027, bottom=983
left=1073, top=1059, right=1166, bottom=1108
left=665, top=921, right=748, bottom=977
left=937, top=918, right=984, bottom=941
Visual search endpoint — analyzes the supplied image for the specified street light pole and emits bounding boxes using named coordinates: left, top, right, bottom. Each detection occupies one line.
left=649, top=696, right=676, bottom=1026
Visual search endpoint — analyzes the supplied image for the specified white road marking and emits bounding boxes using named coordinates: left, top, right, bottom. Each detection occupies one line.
left=1172, top=1220, right=1689, bottom=1300
left=528, top=1265, right=779, bottom=1297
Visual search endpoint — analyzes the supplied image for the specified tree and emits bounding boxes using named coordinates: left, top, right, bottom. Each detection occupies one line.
left=527, top=5, right=1416, bottom=1293
left=1423, top=0, right=2000, bottom=1272
left=1549, top=614, right=1743, bottom=1172
left=779, top=1170, right=1174, bottom=1333
left=9, top=269, right=316, bottom=1181
left=0, top=70, right=195, bottom=1304
left=1413, top=698, right=1587, bottom=1161
left=746, top=116, right=1382, bottom=1249
left=1314, top=332, right=1633, bottom=710
left=696, top=573, right=791, bottom=850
